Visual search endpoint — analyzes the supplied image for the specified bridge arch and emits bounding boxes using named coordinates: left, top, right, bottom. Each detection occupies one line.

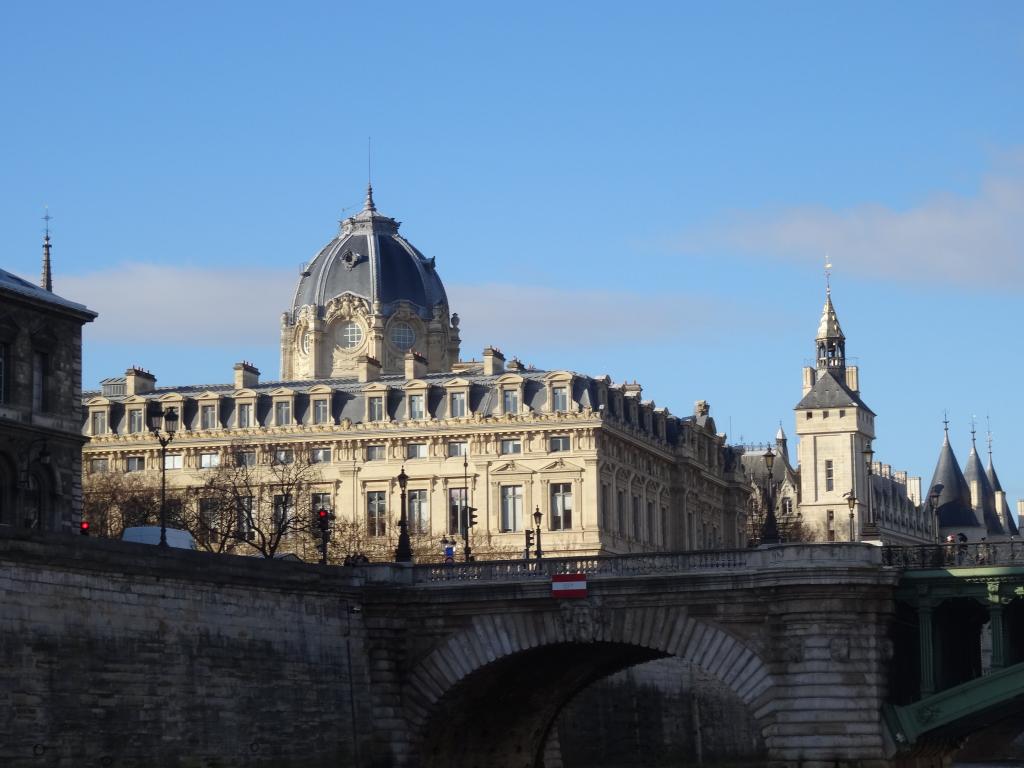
left=403, top=604, right=774, bottom=767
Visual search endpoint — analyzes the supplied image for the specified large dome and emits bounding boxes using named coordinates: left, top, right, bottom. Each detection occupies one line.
left=290, top=185, right=447, bottom=320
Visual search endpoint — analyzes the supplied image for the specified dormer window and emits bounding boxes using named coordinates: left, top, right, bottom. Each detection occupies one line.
left=274, top=401, right=291, bottom=426
left=91, top=411, right=107, bottom=435
left=408, top=394, right=424, bottom=420
left=313, top=398, right=329, bottom=425
left=368, top=396, right=385, bottom=422
left=237, top=403, right=253, bottom=428
left=450, top=392, right=466, bottom=417
left=552, top=386, right=568, bottom=412
left=128, top=409, right=144, bottom=434
left=200, top=404, right=217, bottom=430
left=502, top=389, right=519, bottom=415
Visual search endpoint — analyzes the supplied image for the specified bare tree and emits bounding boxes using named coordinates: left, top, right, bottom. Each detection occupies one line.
left=82, top=468, right=165, bottom=538
left=188, top=442, right=322, bottom=558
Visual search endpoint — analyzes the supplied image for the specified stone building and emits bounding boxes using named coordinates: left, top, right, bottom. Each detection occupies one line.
left=0, top=231, right=96, bottom=531
left=82, top=188, right=749, bottom=558
left=744, top=286, right=930, bottom=545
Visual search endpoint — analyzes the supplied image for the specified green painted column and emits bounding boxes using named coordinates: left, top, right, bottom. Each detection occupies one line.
left=989, top=583, right=1006, bottom=671
left=919, top=606, right=935, bottom=697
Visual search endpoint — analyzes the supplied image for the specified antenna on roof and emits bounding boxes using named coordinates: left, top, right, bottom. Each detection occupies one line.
left=824, top=254, right=832, bottom=296
left=41, top=206, right=53, bottom=292
left=942, top=410, right=949, bottom=441
left=986, top=413, right=993, bottom=459
left=367, top=135, right=372, bottom=186
left=970, top=414, right=977, bottom=447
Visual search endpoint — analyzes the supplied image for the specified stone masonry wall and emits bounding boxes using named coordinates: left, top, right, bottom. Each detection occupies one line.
left=0, top=530, right=374, bottom=768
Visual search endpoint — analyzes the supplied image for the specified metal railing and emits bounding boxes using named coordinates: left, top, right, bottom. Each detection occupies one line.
left=882, top=542, right=1024, bottom=570
left=413, top=548, right=757, bottom=584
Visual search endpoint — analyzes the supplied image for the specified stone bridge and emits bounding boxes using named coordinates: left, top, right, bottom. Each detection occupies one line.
left=2, top=530, right=1020, bottom=767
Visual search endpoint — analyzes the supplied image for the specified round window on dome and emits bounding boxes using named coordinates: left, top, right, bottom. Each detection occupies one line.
left=389, top=322, right=416, bottom=351
left=338, top=321, right=364, bottom=349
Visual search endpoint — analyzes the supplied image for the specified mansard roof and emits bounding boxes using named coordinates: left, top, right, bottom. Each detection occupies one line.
left=964, top=442, right=1004, bottom=536
left=927, top=434, right=981, bottom=529
left=794, top=370, right=874, bottom=415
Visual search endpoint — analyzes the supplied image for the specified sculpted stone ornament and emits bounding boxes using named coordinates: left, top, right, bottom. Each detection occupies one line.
left=559, top=598, right=605, bottom=643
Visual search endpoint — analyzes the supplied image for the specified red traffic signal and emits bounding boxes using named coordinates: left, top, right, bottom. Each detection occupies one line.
left=80, top=521, right=90, bottom=536
left=317, top=508, right=329, bottom=532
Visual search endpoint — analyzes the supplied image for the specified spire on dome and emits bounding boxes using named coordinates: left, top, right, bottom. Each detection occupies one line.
left=363, top=182, right=376, bottom=212
left=41, top=207, right=52, bottom=292
left=815, top=286, right=846, bottom=373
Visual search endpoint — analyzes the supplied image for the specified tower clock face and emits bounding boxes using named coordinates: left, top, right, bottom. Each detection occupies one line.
left=389, top=321, right=416, bottom=350
left=338, top=320, right=363, bottom=349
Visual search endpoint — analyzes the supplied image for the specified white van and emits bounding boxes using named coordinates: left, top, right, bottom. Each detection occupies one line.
left=122, top=526, right=197, bottom=550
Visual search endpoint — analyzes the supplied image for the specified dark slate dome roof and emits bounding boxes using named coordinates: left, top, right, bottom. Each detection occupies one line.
left=290, top=186, right=448, bottom=320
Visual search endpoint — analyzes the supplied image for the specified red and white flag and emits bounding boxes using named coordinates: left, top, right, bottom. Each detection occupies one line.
left=551, top=573, right=587, bottom=599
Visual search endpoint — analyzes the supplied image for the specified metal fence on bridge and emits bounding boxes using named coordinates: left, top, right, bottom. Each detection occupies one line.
left=882, top=541, right=1024, bottom=569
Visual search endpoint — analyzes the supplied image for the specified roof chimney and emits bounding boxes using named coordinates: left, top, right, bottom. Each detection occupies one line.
left=125, top=367, right=156, bottom=395
left=234, top=361, right=260, bottom=389
left=404, top=351, right=427, bottom=380
left=845, top=365, right=859, bottom=394
left=483, top=347, right=505, bottom=376
left=357, top=355, right=382, bottom=383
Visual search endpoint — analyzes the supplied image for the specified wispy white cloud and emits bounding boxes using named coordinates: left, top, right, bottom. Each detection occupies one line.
left=59, top=265, right=744, bottom=353
left=678, top=158, right=1024, bottom=289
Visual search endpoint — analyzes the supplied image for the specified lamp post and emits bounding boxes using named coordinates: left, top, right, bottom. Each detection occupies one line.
left=317, top=507, right=330, bottom=565
left=19, top=440, right=51, bottom=529
left=845, top=491, right=857, bottom=542
left=862, top=442, right=876, bottom=538
left=395, top=466, right=412, bottom=563
left=149, top=406, right=178, bottom=548
left=533, top=505, right=544, bottom=560
left=760, top=446, right=780, bottom=545
left=929, top=483, right=944, bottom=544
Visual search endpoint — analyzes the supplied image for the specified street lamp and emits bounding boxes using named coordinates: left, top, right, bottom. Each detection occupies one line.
left=533, top=505, right=544, bottom=560
left=862, top=442, right=876, bottom=537
left=149, top=406, right=178, bottom=547
left=395, top=465, right=412, bottom=563
left=760, top=446, right=780, bottom=545
left=845, top=491, right=857, bottom=542
left=929, top=483, right=944, bottom=544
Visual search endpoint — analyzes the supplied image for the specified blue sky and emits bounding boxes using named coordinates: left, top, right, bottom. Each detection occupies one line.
left=2, top=2, right=1022, bottom=509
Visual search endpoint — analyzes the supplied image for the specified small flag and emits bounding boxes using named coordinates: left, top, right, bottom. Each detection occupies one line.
left=551, top=573, right=587, bottom=599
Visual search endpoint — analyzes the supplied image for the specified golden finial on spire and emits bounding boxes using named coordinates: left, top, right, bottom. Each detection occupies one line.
left=824, top=254, right=832, bottom=296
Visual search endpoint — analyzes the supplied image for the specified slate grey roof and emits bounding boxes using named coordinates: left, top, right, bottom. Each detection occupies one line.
left=794, top=370, right=874, bottom=415
left=964, top=442, right=1005, bottom=536
left=0, top=267, right=96, bottom=319
left=289, top=186, right=447, bottom=321
left=927, top=434, right=981, bottom=529
left=987, top=457, right=1019, bottom=536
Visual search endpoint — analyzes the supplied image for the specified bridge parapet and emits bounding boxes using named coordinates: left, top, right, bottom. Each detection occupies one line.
left=884, top=542, right=1024, bottom=569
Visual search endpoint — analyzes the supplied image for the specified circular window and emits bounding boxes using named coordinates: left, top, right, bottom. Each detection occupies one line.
left=300, top=330, right=310, bottom=354
left=338, top=321, right=363, bottom=349
left=389, top=322, right=416, bottom=350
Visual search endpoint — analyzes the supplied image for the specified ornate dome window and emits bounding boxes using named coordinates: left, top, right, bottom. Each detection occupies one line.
left=389, top=322, right=416, bottom=351
left=338, top=321, right=364, bottom=349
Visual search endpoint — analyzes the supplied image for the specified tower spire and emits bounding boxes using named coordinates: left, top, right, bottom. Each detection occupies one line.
left=41, top=207, right=52, bottom=292
left=815, top=271, right=845, bottom=374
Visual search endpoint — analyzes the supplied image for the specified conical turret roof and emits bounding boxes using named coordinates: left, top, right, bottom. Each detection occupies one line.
left=816, top=292, right=845, bottom=341
left=927, top=431, right=981, bottom=529
left=964, top=438, right=1003, bottom=535
left=987, top=452, right=1019, bottom=536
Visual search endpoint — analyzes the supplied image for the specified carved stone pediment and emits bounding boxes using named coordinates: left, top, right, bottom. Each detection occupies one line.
left=539, top=459, right=583, bottom=473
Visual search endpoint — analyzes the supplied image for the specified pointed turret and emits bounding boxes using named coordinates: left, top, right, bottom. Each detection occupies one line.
left=41, top=210, right=52, bottom=292
left=986, top=433, right=1018, bottom=536
left=964, top=427, right=1003, bottom=536
left=775, top=423, right=789, bottom=466
left=927, top=423, right=982, bottom=536
left=816, top=289, right=846, bottom=374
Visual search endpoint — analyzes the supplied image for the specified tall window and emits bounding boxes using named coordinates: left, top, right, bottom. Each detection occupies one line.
left=617, top=490, right=626, bottom=533
left=32, top=351, right=48, bottom=411
left=502, top=389, right=518, bottom=414
left=500, top=439, right=521, bottom=455
left=549, top=436, right=570, bottom=452
left=409, top=489, right=429, bottom=534
left=646, top=501, right=655, bottom=542
left=91, top=411, right=106, bottom=435
left=825, top=460, right=834, bottom=492
left=237, top=403, right=253, bottom=428
left=273, top=494, right=293, bottom=533
left=236, top=496, right=253, bottom=538
left=200, top=404, right=217, bottom=429
left=366, top=445, right=385, bottom=461
left=447, top=441, right=468, bottom=458
left=500, top=485, right=523, bottom=532
left=128, top=409, right=143, bottom=434
left=312, top=492, right=332, bottom=529
left=632, top=495, right=641, bottom=539
left=448, top=488, right=467, bottom=535
left=408, top=394, right=424, bottom=420
left=198, top=498, right=217, bottom=540
left=552, top=386, right=568, bottom=412
left=0, top=342, right=7, bottom=403
left=450, top=392, right=466, bottom=418
left=827, top=509, right=835, bottom=542
left=314, top=398, right=329, bottom=424
left=601, top=484, right=610, bottom=529
left=368, top=396, right=384, bottom=422
left=275, top=401, right=291, bottom=426
left=367, top=491, right=387, bottom=537
left=551, top=483, right=572, bottom=530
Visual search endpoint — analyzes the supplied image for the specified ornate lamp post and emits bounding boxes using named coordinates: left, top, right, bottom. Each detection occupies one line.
left=845, top=492, right=857, bottom=542
left=929, top=483, right=944, bottom=544
left=533, top=505, right=544, bottom=560
left=395, top=466, right=412, bottom=563
left=862, top=442, right=876, bottom=538
left=760, top=447, right=780, bottom=545
left=149, top=406, right=178, bottom=548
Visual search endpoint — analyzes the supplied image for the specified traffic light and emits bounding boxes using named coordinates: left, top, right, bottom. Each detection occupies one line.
left=466, top=506, right=478, bottom=529
left=317, top=508, right=329, bottom=533
left=524, top=528, right=534, bottom=548
left=80, top=520, right=90, bottom=536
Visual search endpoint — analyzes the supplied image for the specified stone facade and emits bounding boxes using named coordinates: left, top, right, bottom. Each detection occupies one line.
left=0, top=256, right=95, bottom=533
